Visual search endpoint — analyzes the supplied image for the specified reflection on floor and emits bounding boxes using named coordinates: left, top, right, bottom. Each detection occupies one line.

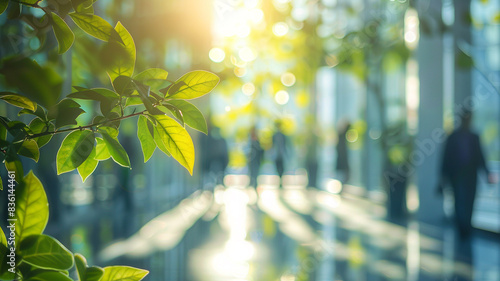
left=65, top=174, right=500, bottom=281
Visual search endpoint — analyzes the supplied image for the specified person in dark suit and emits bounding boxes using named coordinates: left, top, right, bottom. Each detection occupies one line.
left=336, top=121, right=351, bottom=185
left=439, top=111, right=495, bottom=237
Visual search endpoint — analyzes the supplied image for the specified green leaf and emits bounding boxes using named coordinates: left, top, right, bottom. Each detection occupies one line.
left=48, top=99, right=85, bottom=129
left=134, top=68, right=168, bottom=82
left=132, top=80, right=164, bottom=115
left=86, top=267, right=105, bottom=281
left=25, top=270, right=73, bottom=281
left=77, top=144, right=98, bottom=182
left=100, top=131, right=130, bottom=168
left=69, top=87, right=119, bottom=101
left=106, top=22, right=136, bottom=81
left=0, top=57, right=62, bottom=108
left=134, top=68, right=169, bottom=90
left=19, top=106, right=47, bottom=121
left=168, top=71, right=219, bottom=100
left=56, top=130, right=95, bottom=174
left=0, top=92, right=37, bottom=111
left=94, top=137, right=111, bottom=160
left=113, top=76, right=135, bottom=97
left=17, top=139, right=40, bottom=162
left=0, top=0, right=8, bottom=15
left=124, top=97, right=142, bottom=107
left=165, top=100, right=207, bottom=134
left=72, top=0, right=94, bottom=14
left=101, top=266, right=149, bottom=281
left=15, top=171, right=49, bottom=242
left=68, top=87, right=119, bottom=115
left=75, top=254, right=104, bottom=281
left=29, top=118, right=54, bottom=148
left=69, top=13, right=118, bottom=42
left=0, top=226, right=15, bottom=280
left=151, top=115, right=195, bottom=174
left=7, top=2, right=20, bottom=19
left=51, top=12, right=75, bottom=54
left=19, top=234, right=74, bottom=270
left=0, top=175, right=2, bottom=191
left=137, top=115, right=155, bottom=162
left=5, top=153, right=24, bottom=183
left=158, top=105, right=184, bottom=127
left=75, top=253, right=87, bottom=281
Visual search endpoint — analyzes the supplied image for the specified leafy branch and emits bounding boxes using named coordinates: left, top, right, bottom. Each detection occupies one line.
left=26, top=109, right=148, bottom=139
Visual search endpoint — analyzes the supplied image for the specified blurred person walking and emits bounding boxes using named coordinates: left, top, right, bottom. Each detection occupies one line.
left=272, top=121, right=289, bottom=180
left=336, top=121, right=351, bottom=185
left=439, top=111, right=496, bottom=238
left=248, top=126, right=263, bottom=188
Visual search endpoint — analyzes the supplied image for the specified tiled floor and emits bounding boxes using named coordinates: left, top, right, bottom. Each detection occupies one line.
left=84, top=174, right=500, bottom=281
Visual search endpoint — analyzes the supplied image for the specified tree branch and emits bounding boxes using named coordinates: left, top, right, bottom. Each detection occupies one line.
left=27, top=110, right=147, bottom=139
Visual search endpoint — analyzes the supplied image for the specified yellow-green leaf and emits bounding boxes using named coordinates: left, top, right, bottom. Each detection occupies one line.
left=137, top=115, right=156, bottom=162
left=69, top=13, right=117, bottom=42
left=133, top=68, right=168, bottom=90
left=5, top=154, right=23, bottom=183
left=151, top=115, right=194, bottom=174
left=75, top=254, right=104, bottom=281
left=19, top=234, right=74, bottom=270
left=0, top=0, right=8, bottom=15
left=101, top=266, right=148, bottom=281
left=0, top=226, right=15, bottom=280
left=17, top=139, right=40, bottom=162
left=77, top=144, right=98, bottom=182
left=57, top=130, right=95, bottom=174
left=168, top=70, right=219, bottom=100
left=100, top=131, right=130, bottom=168
left=94, top=137, right=110, bottom=160
left=51, top=12, right=75, bottom=54
left=26, top=271, right=73, bottom=281
left=15, top=171, right=49, bottom=242
left=0, top=92, right=37, bottom=111
left=107, top=21, right=136, bottom=81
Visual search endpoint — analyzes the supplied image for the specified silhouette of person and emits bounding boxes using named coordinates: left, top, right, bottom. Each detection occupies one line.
left=272, top=121, right=288, bottom=179
left=200, top=126, right=229, bottom=187
left=248, top=126, right=263, bottom=188
left=439, top=111, right=496, bottom=237
left=336, top=121, right=351, bottom=185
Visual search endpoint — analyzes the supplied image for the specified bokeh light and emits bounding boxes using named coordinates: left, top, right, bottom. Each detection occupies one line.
left=275, top=90, right=290, bottom=105
left=272, top=22, right=289, bottom=37
left=209, top=48, right=225, bottom=63
left=239, top=47, right=256, bottom=62
left=242, top=82, right=256, bottom=96
left=280, top=72, right=296, bottom=87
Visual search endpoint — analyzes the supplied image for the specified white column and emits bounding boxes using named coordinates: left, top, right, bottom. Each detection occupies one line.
left=416, top=0, right=446, bottom=224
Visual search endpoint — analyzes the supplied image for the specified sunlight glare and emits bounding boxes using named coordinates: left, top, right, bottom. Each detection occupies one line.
left=239, top=47, right=256, bottom=62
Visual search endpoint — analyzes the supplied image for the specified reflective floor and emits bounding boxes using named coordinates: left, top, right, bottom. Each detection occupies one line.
left=49, top=174, right=500, bottom=281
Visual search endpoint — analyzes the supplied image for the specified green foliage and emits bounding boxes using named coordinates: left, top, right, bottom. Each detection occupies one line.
left=19, top=234, right=74, bottom=270
left=0, top=172, right=148, bottom=280
left=56, top=130, right=95, bottom=174
left=69, top=13, right=119, bottom=42
left=0, top=0, right=219, bottom=278
left=14, top=172, right=49, bottom=242
left=50, top=12, right=75, bottom=54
